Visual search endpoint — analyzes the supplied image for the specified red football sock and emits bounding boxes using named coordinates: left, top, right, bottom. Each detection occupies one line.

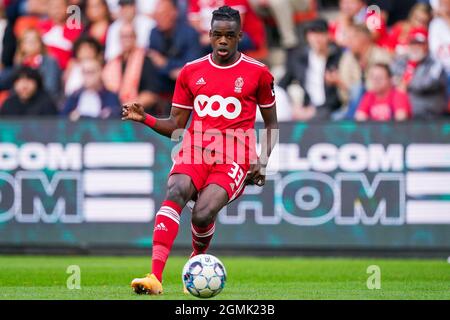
left=151, top=200, right=182, bottom=282
left=191, top=222, right=215, bottom=255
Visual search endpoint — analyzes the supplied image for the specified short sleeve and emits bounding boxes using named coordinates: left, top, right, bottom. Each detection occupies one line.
left=257, top=68, right=276, bottom=108
left=172, top=66, right=194, bottom=110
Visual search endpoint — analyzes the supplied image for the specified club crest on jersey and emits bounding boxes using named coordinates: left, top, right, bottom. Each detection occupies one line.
left=234, top=77, right=244, bottom=93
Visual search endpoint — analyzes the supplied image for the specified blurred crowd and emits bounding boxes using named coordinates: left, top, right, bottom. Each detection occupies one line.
left=0, top=0, right=448, bottom=121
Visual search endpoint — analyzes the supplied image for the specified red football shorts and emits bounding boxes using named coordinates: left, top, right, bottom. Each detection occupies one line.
left=169, top=145, right=249, bottom=202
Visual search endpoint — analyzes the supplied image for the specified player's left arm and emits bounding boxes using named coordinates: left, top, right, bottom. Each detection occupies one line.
left=260, top=105, right=279, bottom=166
left=247, top=105, right=279, bottom=187
left=247, top=66, right=279, bottom=186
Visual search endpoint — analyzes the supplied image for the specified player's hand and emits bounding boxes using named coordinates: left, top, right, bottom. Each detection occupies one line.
left=122, top=102, right=146, bottom=123
left=246, top=162, right=266, bottom=187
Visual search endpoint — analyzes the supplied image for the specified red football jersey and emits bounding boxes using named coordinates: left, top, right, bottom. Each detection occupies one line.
left=172, top=53, right=275, bottom=165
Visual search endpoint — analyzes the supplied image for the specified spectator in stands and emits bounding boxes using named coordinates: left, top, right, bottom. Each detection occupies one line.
left=106, top=0, right=159, bottom=19
left=12, top=28, right=62, bottom=101
left=248, top=0, right=309, bottom=50
left=62, top=58, right=121, bottom=120
left=64, top=36, right=104, bottom=96
left=38, top=0, right=83, bottom=70
left=103, top=23, right=159, bottom=110
left=279, top=18, right=343, bottom=121
left=429, top=0, right=450, bottom=98
left=148, top=0, right=202, bottom=93
left=388, top=3, right=432, bottom=56
left=83, top=0, right=113, bottom=46
left=331, top=24, right=392, bottom=119
left=355, top=63, right=410, bottom=121
left=104, top=0, right=154, bottom=61
left=3, top=1, right=49, bottom=69
left=188, top=0, right=267, bottom=57
left=11, top=0, right=47, bottom=38
left=329, top=0, right=366, bottom=47
left=0, top=66, right=57, bottom=116
left=367, top=0, right=418, bottom=27
left=391, top=28, right=448, bottom=119
left=330, top=0, right=389, bottom=48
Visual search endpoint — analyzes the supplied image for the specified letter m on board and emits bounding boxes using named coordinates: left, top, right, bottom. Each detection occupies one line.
left=335, top=173, right=405, bottom=225
left=16, top=172, right=82, bottom=223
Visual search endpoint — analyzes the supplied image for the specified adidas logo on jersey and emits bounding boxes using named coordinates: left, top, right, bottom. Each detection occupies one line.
left=154, top=222, right=168, bottom=232
left=196, top=77, right=206, bottom=85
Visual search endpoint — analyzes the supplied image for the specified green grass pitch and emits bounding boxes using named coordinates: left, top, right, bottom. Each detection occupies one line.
left=0, top=255, right=449, bottom=300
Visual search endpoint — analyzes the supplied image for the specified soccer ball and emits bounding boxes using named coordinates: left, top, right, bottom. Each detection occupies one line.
left=182, top=254, right=227, bottom=298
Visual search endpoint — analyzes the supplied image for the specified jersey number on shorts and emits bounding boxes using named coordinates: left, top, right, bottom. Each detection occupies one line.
left=228, top=162, right=244, bottom=187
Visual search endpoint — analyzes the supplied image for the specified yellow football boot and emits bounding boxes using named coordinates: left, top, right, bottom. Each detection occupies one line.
left=131, top=273, right=163, bottom=295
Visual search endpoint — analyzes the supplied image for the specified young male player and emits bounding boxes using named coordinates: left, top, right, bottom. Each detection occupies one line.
left=121, top=5, right=278, bottom=295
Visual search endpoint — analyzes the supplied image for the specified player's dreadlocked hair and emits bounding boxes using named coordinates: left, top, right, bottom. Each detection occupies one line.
left=211, top=6, right=241, bottom=28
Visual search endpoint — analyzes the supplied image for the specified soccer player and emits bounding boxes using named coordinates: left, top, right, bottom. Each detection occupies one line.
left=121, top=5, right=278, bottom=295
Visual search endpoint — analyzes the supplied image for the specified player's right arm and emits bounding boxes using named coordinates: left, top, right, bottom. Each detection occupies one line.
left=121, top=65, right=193, bottom=138
left=121, top=103, right=191, bottom=139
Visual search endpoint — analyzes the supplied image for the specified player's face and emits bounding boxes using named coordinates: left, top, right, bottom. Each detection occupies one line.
left=210, top=20, right=242, bottom=64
